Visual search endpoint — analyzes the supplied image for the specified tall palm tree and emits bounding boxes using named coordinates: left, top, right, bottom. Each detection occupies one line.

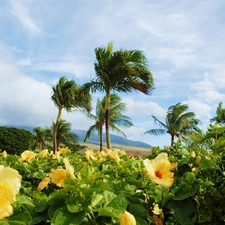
left=83, top=42, right=154, bottom=148
left=51, top=76, right=91, bottom=153
left=84, top=94, right=133, bottom=151
left=143, top=102, right=201, bottom=146
left=51, top=119, right=79, bottom=150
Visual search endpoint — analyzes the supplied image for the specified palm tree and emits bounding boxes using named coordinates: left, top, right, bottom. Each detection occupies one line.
left=143, top=102, right=201, bottom=146
left=32, top=126, right=52, bottom=149
left=83, top=42, right=154, bottom=148
left=51, top=119, right=79, bottom=150
left=211, top=102, right=225, bottom=124
left=51, top=76, right=91, bottom=153
left=84, top=94, right=133, bottom=151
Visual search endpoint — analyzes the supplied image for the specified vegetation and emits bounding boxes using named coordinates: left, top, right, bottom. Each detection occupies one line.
left=82, top=42, right=154, bottom=149
left=51, top=76, right=91, bottom=153
left=84, top=94, right=133, bottom=151
left=143, top=102, right=201, bottom=145
left=1, top=141, right=225, bottom=224
left=0, top=126, right=34, bottom=155
left=211, top=101, right=225, bottom=124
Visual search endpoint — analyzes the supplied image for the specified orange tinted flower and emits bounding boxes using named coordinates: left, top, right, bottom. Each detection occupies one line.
left=37, top=177, right=50, bottom=191
left=143, top=153, right=175, bottom=188
left=50, top=169, right=67, bottom=187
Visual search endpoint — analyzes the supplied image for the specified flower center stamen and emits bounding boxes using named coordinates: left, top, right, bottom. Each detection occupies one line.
left=155, top=171, right=162, bottom=179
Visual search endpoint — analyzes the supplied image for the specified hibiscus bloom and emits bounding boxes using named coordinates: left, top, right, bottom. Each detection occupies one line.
left=50, top=169, right=67, bottom=187
left=21, top=150, right=36, bottom=162
left=107, top=150, right=120, bottom=163
left=143, top=153, right=176, bottom=188
left=37, top=177, right=50, bottom=191
left=0, top=166, right=22, bottom=219
left=39, top=149, right=49, bottom=158
left=119, top=211, right=136, bottom=225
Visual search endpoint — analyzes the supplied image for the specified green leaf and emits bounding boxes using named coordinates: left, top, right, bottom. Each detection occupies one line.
left=98, top=194, right=127, bottom=218
left=66, top=198, right=89, bottom=213
left=128, top=204, right=148, bottom=225
left=168, top=199, right=196, bottom=225
left=5, top=208, right=31, bottom=225
left=199, top=159, right=215, bottom=170
left=181, top=172, right=195, bottom=184
left=91, top=193, right=105, bottom=208
left=51, top=207, right=86, bottom=225
left=198, top=207, right=212, bottom=223
left=172, top=183, right=195, bottom=200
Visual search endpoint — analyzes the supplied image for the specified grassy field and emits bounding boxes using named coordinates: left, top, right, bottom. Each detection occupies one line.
left=80, top=142, right=151, bottom=157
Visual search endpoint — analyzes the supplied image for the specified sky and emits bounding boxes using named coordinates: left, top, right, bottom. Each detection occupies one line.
left=0, top=0, right=225, bottom=147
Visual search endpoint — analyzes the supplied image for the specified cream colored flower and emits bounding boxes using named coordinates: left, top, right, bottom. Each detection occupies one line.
left=39, top=149, right=49, bottom=158
left=21, top=150, right=36, bottom=161
left=107, top=150, right=120, bottom=163
left=152, top=203, right=163, bottom=216
left=37, top=177, right=50, bottom=191
left=58, top=147, right=70, bottom=155
left=0, top=166, right=22, bottom=219
left=64, top=158, right=75, bottom=178
left=143, top=153, right=175, bottom=188
left=119, top=211, right=136, bottom=225
left=1, top=150, right=7, bottom=158
left=50, top=169, right=67, bottom=187
left=85, top=150, right=97, bottom=161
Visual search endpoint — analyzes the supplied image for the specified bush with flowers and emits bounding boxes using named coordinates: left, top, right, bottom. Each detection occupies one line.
left=0, top=142, right=225, bottom=225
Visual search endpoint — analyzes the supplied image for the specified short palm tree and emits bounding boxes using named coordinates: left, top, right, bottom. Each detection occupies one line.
left=32, top=126, right=52, bottom=149
left=84, top=94, right=133, bottom=151
left=83, top=42, right=154, bottom=148
left=51, top=119, right=78, bottom=150
left=143, top=102, right=201, bottom=146
left=51, top=76, right=91, bottom=153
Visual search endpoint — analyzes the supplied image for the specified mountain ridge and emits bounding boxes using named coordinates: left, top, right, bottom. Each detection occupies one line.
left=1, top=125, right=151, bottom=149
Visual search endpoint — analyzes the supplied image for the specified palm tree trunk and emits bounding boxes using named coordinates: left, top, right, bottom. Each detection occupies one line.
left=54, top=108, right=62, bottom=154
left=105, top=92, right=111, bottom=149
left=171, top=135, right=175, bottom=146
left=99, top=126, right=103, bottom=151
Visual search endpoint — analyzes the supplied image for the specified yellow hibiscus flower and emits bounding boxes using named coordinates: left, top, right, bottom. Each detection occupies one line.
left=107, top=150, right=120, bottom=163
left=143, top=153, right=175, bottom=188
left=39, top=149, right=49, bottom=158
left=50, top=169, right=67, bottom=187
left=37, top=177, right=50, bottom=191
left=0, top=166, right=22, bottom=219
left=119, top=211, right=136, bottom=225
left=21, top=150, right=36, bottom=162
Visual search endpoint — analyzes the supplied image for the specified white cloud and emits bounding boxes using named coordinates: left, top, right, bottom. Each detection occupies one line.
left=189, top=73, right=225, bottom=103
left=10, top=0, right=41, bottom=35
left=122, top=97, right=166, bottom=117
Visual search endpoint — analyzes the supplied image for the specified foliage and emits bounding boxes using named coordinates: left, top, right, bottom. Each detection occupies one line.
left=1, top=142, right=225, bottom=224
left=51, top=76, right=92, bottom=153
left=144, top=102, right=201, bottom=146
left=84, top=94, right=133, bottom=151
left=0, top=126, right=34, bottom=155
left=211, top=102, right=225, bottom=125
left=82, top=42, right=154, bottom=149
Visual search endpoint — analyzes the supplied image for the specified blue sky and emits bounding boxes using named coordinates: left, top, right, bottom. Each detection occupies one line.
left=0, top=0, right=225, bottom=147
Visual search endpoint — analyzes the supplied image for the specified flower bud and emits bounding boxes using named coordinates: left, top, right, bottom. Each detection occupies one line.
left=196, top=156, right=201, bottom=165
left=119, top=211, right=136, bottom=225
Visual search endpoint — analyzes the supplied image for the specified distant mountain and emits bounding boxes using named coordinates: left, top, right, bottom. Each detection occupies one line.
left=1, top=125, right=151, bottom=149
left=74, top=129, right=151, bottom=149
